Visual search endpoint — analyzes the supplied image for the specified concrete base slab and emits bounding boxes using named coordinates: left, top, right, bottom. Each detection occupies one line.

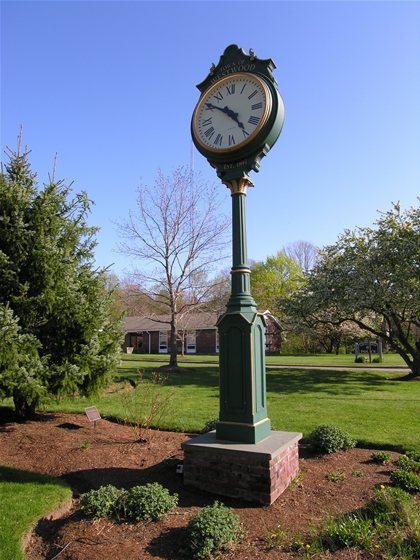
left=181, top=430, right=302, bottom=505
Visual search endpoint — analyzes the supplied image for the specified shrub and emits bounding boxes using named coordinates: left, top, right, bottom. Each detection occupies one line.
left=355, top=356, right=365, bottom=363
left=372, top=356, right=382, bottom=363
left=406, top=450, right=420, bottom=462
left=397, top=452, right=420, bottom=473
left=390, top=469, right=420, bottom=493
left=309, top=424, right=356, bottom=454
left=120, top=371, right=174, bottom=442
left=124, top=482, right=178, bottom=521
left=80, top=485, right=125, bottom=519
left=371, top=451, right=392, bottom=464
left=180, top=501, right=242, bottom=559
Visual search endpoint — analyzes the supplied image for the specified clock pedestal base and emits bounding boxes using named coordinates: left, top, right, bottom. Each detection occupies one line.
left=181, top=430, right=302, bottom=505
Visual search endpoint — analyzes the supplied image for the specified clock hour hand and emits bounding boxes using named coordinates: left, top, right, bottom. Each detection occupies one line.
left=204, top=103, right=245, bottom=130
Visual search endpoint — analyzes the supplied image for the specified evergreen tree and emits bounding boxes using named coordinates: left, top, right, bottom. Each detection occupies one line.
left=0, top=141, right=123, bottom=416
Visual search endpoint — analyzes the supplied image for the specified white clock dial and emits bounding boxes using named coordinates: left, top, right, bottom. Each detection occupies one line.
left=192, top=73, right=272, bottom=153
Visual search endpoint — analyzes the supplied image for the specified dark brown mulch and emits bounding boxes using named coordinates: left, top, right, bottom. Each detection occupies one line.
left=0, top=412, right=400, bottom=559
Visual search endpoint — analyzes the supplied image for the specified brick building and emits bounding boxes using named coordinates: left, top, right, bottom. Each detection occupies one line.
left=122, top=310, right=283, bottom=355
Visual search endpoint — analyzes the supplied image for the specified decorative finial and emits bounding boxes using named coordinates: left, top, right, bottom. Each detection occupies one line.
left=249, top=48, right=255, bottom=61
left=210, top=63, right=215, bottom=75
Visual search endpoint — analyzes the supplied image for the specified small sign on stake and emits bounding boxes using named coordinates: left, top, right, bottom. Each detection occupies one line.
left=85, top=406, right=101, bottom=430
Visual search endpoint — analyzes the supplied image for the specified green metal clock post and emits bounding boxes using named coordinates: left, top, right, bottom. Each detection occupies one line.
left=216, top=176, right=271, bottom=444
left=191, top=45, right=285, bottom=445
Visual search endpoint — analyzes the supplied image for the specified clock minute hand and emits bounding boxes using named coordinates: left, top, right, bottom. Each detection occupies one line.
left=204, top=103, right=245, bottom=130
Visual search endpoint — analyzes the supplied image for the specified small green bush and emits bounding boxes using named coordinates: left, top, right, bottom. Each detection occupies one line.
left=396, top=451, right=420, bottom=473
left=355, top=356, right=366, bottom=363
left=372, top=356, right=382, bottom=363
left=391, top=469, right=420, bottom=493
left=371, top=451, right=392, bottom=464
left=124, top=482, right=178, bottom=521
left=309, top=424, right=356, bottom=454
left=80, top=485, right=125, bottom=519
left=406, top=450, right=420, bottom=462
left=180, top=501, right=242, bottom=559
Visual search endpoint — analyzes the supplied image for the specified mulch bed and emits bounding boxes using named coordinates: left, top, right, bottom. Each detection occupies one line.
left=0, top=411, right=400, bottom=559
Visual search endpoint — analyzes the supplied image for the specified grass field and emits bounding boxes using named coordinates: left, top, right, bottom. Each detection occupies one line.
left=40, top=354, right=418, bottom=452
left=121, top=352, right=407, bottom=368
left=0, top=467, right=72, bottom=560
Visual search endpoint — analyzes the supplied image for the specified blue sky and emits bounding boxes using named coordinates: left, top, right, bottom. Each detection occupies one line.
left=2, top=1, right=419, bottom=278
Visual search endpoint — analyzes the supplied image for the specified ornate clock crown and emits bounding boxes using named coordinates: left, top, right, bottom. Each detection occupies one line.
left=196, top=44, right=278, bottom=94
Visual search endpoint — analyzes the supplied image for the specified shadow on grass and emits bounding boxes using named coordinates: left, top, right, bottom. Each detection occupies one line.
left=118, top=366, right=220, bottom=391
left=0, top=465, right=70, bottom=489
left=267, top=368, right=391, bottom=396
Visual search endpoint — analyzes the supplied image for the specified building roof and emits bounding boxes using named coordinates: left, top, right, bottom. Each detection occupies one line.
left=123, top=312, right=219, bottom=333
left=123, top=310, right=283, bottom=333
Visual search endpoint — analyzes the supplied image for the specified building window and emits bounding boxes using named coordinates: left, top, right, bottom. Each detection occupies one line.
left=186, top=330, right=196, bottom=354
left=159, top=331, right=168, bottom=353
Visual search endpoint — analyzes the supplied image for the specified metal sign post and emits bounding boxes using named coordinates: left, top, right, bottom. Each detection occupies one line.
left=85, top=406, right=101, bottom=431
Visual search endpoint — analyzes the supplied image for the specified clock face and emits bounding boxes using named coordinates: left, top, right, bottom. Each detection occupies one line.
left=192, top=73, right=272, bottom=154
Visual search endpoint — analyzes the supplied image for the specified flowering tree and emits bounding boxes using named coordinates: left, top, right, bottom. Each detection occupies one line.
left=282, top=202, right=420, bottom=378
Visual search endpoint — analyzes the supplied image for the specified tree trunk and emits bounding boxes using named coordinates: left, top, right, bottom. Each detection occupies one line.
left=169, top=319, right=178, bottom=367
left=13, top=392, right=36, bottom=418
left=390, top=350, right=420, bottom=381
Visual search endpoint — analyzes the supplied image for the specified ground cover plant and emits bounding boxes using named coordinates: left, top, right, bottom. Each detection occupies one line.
left=179, top=501, right=242, bottom=559
left=80, top=482, right=178, bottom=522
left=309, top=423, right=356, bottom=454
left=0, top=466, right=72, bottom=560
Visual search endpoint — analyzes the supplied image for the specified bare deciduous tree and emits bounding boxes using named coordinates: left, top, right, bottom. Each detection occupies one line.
left=282, top=240, right=319, bottom=273
left=117, top=167, right=230, bottom=369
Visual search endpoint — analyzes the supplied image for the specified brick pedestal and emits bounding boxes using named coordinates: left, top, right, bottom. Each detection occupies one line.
left=181, top=431, right=301, bottom=505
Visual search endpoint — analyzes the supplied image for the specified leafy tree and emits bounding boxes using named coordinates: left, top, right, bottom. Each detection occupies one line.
left=0, top=140, right=123, bottom=416
left=282, top=203, right=420, bottom=377
left=250, top=251, right=303, bottom=316
left=117, top=167, right=229, bottom=369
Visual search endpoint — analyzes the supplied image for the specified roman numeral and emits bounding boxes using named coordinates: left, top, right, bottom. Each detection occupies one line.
left=242, top=129, right=249, bottom=138
left=248, top=90, right=258, bottom=99
left=202, top=117, right=212, bottom=127
left=213, top=91, right=223, bottom=102
left=204, top=126, right=215, bottom=139
left=226, top=84, right=235, bottom=96
left=251, top=102, right=263, bottom=110
left=228, top=135, right=235, bottom=146
left=240, top=84, right=246, bottom=94
left=248, top=116, right=260, bottom=126
left=214, top=134, right=223, bottom=146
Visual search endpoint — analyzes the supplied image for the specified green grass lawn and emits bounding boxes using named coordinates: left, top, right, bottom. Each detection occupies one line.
left=121, top=352, right=407, bottom=368
left=41, top=356, right=418, bottom=451
left=0, top=466, right=72, bottom=560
